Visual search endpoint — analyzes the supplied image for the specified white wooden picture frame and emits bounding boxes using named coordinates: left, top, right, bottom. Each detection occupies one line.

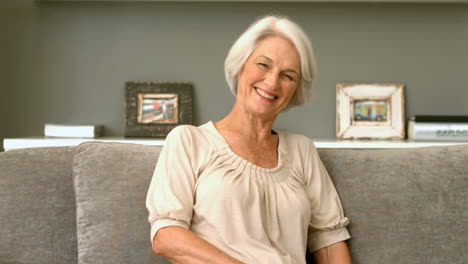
left=336, top=83, right=405, bottom=139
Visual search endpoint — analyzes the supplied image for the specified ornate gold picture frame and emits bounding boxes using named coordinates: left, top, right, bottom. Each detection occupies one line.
left=125, top=82, right=193, bottom=138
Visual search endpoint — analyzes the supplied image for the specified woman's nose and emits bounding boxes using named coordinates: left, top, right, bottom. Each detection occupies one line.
left=264, top=72, right=279, bottom=90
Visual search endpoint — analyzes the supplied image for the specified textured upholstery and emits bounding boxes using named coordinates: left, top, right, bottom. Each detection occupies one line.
left=0, top=147, right=78, bottom=264
left=72, top=142, right=169, bottom=264
left=318, top=145, right=467, bottom=264
left=1, top=142, right=466, bottom=264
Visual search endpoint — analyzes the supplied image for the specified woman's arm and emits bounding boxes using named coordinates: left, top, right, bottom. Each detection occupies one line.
left=153, top=226, right=246, bottom=264
left=313, top=241, right=351, bottom=264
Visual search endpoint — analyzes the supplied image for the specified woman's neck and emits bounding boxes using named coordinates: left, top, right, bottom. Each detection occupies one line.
left=215, top=104, right=277, bottom=143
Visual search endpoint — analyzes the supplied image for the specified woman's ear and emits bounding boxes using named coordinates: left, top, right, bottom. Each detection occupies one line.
left=233, top=74, right=240, bottom=95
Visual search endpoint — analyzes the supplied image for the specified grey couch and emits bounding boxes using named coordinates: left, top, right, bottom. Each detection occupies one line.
left=0, top=142, right=466, bottom=264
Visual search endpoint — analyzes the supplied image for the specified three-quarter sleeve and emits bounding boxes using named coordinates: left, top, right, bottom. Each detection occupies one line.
left=304, top=141, right=351, bottom=253
left=145, top=126, right=199, bottom=245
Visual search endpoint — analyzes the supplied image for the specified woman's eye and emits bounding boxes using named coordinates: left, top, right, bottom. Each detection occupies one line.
left=257, top=63, right=269, bottom=70
left=283, top=74, right=294, bottom=81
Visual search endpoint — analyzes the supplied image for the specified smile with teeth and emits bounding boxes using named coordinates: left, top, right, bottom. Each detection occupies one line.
left=255, top=88, right=276, bottom=100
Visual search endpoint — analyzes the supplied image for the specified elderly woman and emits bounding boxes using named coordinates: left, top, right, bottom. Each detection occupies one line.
left=146, top=15, right=351, bottom=264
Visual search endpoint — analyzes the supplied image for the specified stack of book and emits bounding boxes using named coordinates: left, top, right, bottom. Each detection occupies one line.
left=44, top=124, right=102, bottom=138
left=408, top=116, right=468, bottom=141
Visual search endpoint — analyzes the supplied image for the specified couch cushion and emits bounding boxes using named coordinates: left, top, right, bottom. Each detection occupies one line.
left=0, top=147, right=78, bottom=264
left=318, top=145, right=467, bottom=264
left=73, top=142, right=169, bottom=264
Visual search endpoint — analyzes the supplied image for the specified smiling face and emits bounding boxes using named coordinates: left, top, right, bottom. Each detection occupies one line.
left=235, top=35, right=301, bottom=120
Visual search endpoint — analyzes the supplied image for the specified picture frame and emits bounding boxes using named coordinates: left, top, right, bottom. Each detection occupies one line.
left=125, top=82, right=193, bottom=138
left=336, top=83, right=405, bottom=139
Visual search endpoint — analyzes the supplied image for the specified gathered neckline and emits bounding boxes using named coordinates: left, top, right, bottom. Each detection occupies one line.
left=202, top=121, right=289, bottom=175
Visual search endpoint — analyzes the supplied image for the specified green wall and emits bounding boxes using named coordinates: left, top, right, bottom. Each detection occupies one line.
left=2, top=1, right=468, bottom=150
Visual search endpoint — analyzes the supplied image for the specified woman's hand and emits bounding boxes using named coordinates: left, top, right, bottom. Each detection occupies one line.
left=153, top=226, right=246, bottom=264
left=313, top=241, right=351, bottom=264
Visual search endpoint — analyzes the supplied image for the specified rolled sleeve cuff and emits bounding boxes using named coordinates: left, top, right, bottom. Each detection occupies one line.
left=308, top=228, right=351, bottom=253
left=150, top=219, right=190, bottom=246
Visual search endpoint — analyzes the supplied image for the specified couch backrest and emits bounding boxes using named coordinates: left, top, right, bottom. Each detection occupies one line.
left=1, top=143, right=466, bottom=264
left=74, top=142, right=466, bottom=264
left=72, top=142, right=168, bottom=264
left=0, top=146, right=78, bottom=264
left=318, top=145, right=467, bottom=264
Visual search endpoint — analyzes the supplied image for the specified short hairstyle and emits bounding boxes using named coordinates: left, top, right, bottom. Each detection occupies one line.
left=224, top=15, right=317, bottom=108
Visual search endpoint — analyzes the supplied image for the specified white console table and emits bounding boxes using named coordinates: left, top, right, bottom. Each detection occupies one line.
left=3, top=137, right=467, bottom=151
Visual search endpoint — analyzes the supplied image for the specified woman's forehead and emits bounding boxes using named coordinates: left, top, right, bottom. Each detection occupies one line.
left=251, top=36, right=300, bottom=69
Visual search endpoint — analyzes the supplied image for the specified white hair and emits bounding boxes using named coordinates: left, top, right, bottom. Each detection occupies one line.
left=224, top=15, right=317, bottom=108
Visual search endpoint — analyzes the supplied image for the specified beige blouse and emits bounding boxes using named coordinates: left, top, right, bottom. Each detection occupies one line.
left=146, top=121, right=350, bottom=264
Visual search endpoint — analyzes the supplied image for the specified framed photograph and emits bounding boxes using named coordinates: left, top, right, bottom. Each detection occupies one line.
left=125, top=82, right=193, bottom=138
left=336, top=83, right=405, bottom=139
